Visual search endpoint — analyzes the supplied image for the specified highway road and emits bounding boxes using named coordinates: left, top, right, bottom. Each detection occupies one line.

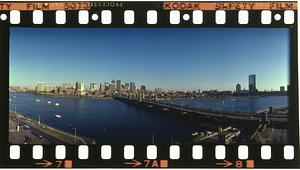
left=9, top=113, right=67, bottom=144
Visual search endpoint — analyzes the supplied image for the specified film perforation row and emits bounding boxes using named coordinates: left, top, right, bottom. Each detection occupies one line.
left=9, top=144, right=295, bottom=161
left=0, top=9, right=295, bottom=25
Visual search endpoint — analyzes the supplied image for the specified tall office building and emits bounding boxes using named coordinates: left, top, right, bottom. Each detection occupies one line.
left=141, top=85, right=146, bottom=91
left=116, top=80, right=121, bottom=90
left=248, top=74, right=256, bottom=93
left=36, top=82, right=44, bottom=92
left=109, top=82, right=116, bottom=91
left=130, top=82, right=136, bottom=91
left=124, top=83, right=129, bottom=90
left=236, top=83, right=241, bottom=93
left=75, top=81, right=85, bottom=95
left=90, top=83, right=98, bottom=91
left=99, top=83, right=106, bottom=92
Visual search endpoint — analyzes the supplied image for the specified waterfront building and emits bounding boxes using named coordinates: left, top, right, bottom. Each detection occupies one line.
left=125, top=83, right=129, bottom=90
left=248, top=74, right=257, bottom=93
left=116, top=80, right=121, bottom=90
left=138, top=93, right=143, bottom=102
left=280, top=86, right=285, bottom=92
left=109, top=82, right=116, bottom=91
left=130, top=82, right=136, bottom=91
left=9, top=86, right=21, bottom=92
left=58, top=87, right=75, bottom=95
left=99, top=83, right=105, bottom=92
left=62, top=83, right=73, bottom=89
left=36, top=82, right=44, bottom=92
left=236, top=83, right=241, bottom=93
left=90, top=83, right=98, bottom=91
left=105, top=82, right=110, bottom=91
left=43, top=84, right=56, bottom=92
left=141, top=85, right=146, bottom=91
left=75, top=81, right=85, bottom=95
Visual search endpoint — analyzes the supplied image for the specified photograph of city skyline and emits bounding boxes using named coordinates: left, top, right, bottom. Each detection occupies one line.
left=9, top=28, right=290, bottom=144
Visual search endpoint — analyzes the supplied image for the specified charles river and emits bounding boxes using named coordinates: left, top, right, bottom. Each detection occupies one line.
left=9, top=93, right=288, bottom=144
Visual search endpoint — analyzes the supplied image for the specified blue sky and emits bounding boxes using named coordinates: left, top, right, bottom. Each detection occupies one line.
left=9, top=28, right=290, bottom=91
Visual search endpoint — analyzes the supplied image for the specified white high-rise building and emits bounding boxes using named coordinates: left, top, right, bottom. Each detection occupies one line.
left=99, top=82, right=106, bottom=92
left=90, top=83, right=98, bottom=91
left=76, top=81, right=85, bottom=95
left=36, top=82, right=44, bottom=92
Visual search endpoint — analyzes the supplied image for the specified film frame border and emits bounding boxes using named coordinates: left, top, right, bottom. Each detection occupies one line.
left=0, top=1, right=298, bottom=168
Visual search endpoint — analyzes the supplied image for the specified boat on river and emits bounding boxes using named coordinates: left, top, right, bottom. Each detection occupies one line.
left=54, top=114, right=62, bottom=118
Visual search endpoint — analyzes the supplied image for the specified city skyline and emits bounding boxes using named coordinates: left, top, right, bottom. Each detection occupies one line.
left=9, top=28, right=289, bottom=91
left=16, top=75, right=288, bottom=93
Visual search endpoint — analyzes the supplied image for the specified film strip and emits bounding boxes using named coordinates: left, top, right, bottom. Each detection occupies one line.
left=0, top=1, right=298, bottom=168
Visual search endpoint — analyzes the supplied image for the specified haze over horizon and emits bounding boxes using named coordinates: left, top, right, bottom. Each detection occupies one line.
left=9, top=28, right=290, bottom=91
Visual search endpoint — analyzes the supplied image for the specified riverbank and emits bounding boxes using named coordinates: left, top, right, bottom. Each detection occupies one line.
left=30, top=92, right=113, bottom=100
left=9, top=111, right=95, bottom=144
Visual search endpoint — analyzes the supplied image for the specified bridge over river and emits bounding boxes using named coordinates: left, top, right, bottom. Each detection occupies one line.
left=114, top=97, right=288, bottom=128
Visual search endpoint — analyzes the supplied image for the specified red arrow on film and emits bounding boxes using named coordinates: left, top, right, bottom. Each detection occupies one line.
left=35, top=159, right=53, bottom=168
left=124, top=160, right=142, bottom=167
left=216, top=160, right=232, bottom=168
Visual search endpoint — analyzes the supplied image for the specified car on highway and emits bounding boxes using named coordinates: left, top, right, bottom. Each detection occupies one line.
left=21, top=124, right=30, bottom=129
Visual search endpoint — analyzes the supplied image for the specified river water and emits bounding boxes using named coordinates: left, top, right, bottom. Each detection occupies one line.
left=161, top=96, right=288, bottom=113
left=9, top=93, right=288, bottom=144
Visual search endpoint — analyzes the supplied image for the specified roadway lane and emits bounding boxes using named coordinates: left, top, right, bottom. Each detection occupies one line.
left=9, top=114, right=65, bottom=144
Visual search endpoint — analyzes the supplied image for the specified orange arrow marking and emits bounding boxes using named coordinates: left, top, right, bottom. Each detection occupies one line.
left=124, top=160, right=142, bottom=167
left=216, top=160, right=232, bottom=168
left=35, top=160, right=53, bottom=168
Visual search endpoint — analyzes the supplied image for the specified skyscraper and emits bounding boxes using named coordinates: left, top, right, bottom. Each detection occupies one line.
left=116, top=80, right=121, bottom=90
left=141, top=85, right=146, bottom=91
left=124, top=83, right=129, bottom=90
left=105, top=82, right=109, bottom=91
left=75, top=81, right=85, bottom=95
left=99, top=82, right=106, bottom=92
left=90, top=83, right=98, bottom=91
left=109, top=82, right=116, bottom=91
left=236, top=83, right=241, bottom=93
left=130, top=82, right=136, bottom=91
left=36, top=82, right=44, bottom=92
left=248, top=74, right=256, bottom=93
